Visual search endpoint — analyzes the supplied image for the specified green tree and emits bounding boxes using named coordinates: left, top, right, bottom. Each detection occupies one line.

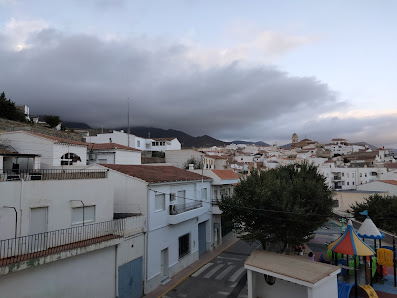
left=351, top=194, right=397, bottom=234
left=217, top=163, right=334, bottom=252
left=0, top=92, right=26, bottom=122
left=44, top=115, right=61, bottom=128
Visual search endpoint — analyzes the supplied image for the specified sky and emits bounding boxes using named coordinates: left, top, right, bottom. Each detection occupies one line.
left=0, top=0, right=396, bottom=147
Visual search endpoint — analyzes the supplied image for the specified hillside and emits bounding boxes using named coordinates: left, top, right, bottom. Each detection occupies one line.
left=127, top=127, right=227, bottom=148
left=231, top=140, right=270, bottom=146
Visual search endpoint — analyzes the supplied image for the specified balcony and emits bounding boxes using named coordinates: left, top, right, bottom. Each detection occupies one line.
left=0, top=169, right=107, bottom=182
left=0, top=217, right=144, bottom=268
left=168, top=201, right=204, bottom=225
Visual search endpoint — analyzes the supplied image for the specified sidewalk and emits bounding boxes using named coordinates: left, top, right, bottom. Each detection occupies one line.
left=144, top=235, right=240, bottom=298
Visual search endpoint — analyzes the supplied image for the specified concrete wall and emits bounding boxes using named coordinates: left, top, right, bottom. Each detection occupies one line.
left=115, top=150, right=141, bottom=165
left=250, top=270, right=307, bottom=298
left=105, top=169, right=148, bottom=215
left=165, top=149, right=203, bottom=169
left=308, top=278, right=338, bottom=298
left=0, top=132, right=54, bottom=166
left=0, top=246, right=117, bottom=298
left=0, top=178, right=113, bottom=240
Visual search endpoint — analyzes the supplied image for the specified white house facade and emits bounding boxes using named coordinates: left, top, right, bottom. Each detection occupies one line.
left=95, top=164, right=213, bottom=294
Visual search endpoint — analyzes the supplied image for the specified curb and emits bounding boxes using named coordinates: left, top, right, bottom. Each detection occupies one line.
left=157, top=236, right=240, bottom=298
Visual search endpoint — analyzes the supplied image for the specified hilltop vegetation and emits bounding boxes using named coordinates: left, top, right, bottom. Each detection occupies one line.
left=0, top=92, right=26, bottom=122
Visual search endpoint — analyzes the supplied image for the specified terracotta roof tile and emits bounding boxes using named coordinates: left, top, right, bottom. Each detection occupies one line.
left=89, top=143, right=141, bottom=152
left=211, top=170, right=239, bottom=180
left=385, top=163, right=397, bottom=169
left=102, top=164, right=212, bottom=183
left=379, top=180, right=397, bottom=186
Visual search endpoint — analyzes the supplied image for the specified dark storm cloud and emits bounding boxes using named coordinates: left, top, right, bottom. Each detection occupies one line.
left=0, top=29, right=342, bottom=139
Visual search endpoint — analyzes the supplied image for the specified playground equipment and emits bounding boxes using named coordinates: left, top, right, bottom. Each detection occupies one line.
left=328, top=220, right=375, bottom=298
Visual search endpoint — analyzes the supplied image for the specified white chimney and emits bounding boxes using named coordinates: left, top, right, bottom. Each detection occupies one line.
left=188, top=164, right=194, bottom=170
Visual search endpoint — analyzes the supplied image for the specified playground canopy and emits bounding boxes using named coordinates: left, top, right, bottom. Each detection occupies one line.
left=328, top=220, right=375, bottom=256
left=357, top=217, right=385, bottom=240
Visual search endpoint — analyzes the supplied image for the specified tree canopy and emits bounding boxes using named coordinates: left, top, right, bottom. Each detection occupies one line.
left=351, top=194, right=397, bottom=234
left=44, top=115, right=61, bottom=128
left=0, top=92, right=26, bottom=122
left=217, top=163, right=334, bottom=252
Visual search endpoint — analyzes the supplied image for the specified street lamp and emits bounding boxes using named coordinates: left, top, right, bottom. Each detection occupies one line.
left=3, top=206, right=17, bottom=238
left=70, top=200, right=85, bottom=226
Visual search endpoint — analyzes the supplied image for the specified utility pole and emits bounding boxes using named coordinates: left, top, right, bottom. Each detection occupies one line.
left=127, top=98, right=130, bottom=147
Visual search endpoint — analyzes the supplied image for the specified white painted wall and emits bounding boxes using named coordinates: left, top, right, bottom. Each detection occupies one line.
left=0, top=246, right=117, bottom=298
left=165, top=149, right=203, bottom=169
left=0, top=132, right=87, bottom=167
left=115, top=150, right=141, bottom=165
left=0, top=178, right=113, bottom=240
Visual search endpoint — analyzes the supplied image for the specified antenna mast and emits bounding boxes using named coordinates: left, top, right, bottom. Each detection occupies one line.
left=127, top=98, right=130, bottom=147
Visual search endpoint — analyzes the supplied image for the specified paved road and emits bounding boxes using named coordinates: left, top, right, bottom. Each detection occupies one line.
left=164, top=240, right=259, bottom=298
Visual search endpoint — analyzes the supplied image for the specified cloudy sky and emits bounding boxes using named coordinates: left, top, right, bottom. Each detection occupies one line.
left=1, top=0, right=396, bottom=146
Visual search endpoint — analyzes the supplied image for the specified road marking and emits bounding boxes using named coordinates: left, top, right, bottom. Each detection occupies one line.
left=191, top=263, right=213, bottom=277
left=217, top=291, right=230, bottom=296
left=217, top=256, right=242, bottom=261
left=228, top=267, right=245, bottom=282
left=215, top=265, right=235, bottom=280
left=230, top=283, right=237, bottom=288
left=204, top=264, right=225, bottom=278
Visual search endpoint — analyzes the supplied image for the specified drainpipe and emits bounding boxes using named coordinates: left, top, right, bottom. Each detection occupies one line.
left=115, top=244, right=119, bottom=298
left=19, top=178, right=23, bottom=236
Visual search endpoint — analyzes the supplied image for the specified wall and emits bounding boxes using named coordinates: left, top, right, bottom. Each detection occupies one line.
left=53, top=143, right=87, bottom=166
left=250, top=270, right=307, bottom=298
left=0, top=178, right=113, bottom=240
left=0, top=246, right=116, bottom=298
left=0, top=132, right=54, bottom=166
left=308, top=278, right=338, bottom=298
left=115, top=150, right=141, bottom=165
left=165, top=149, right=203, bottom=169
left=105, top=169, right=148, bottom=215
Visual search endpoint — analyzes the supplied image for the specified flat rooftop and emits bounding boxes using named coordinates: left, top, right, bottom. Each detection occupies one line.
left=245, top=250, right=340, bottom=286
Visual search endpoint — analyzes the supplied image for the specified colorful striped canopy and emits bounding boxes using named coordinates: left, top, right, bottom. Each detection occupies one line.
left=328, top=220, right=375, bottom=256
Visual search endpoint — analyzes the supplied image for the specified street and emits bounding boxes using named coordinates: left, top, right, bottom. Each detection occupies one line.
left=164, top=240, right=259, bottom=298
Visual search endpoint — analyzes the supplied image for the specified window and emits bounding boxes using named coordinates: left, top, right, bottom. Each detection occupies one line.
left=365, top=173, right=367, bottom=177
left=347, top=182, right=349, bottom=185
left=137, top=140, right=141, bottom=147
left=179, top=233, right=190, bottom=259
left=201, top=188, right=207, bottom=201
left=360, top=173, right=362, bottom=177
left=72, top=206, right=95, bottom=225
left=342, top=173, right=344, bottom=177
left=155, top=194, right=165, bottom=211
left=152, top=142, right=155, bottom=146
left=346, top=173, right=349, bottom=178
left=353, top=182, right=355, bottom=185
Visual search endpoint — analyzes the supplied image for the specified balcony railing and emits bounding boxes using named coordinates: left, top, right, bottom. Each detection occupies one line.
left=169, top=201, right=202, bottom=215
left=0, top=218, right=128, bottom=266
left=0, top=169, right=107, bottom=182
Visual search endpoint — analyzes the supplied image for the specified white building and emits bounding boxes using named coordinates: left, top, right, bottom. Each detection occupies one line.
left=318, top=164, right=387, bottom=190
left=165, top=149, right=204, bottom=169
left=190, top=169, right=239, bottom=248
left=93, top=164, right=213, bottom=294
left=84, top=130, right=181, bottom=152
left=87, top=143, right=142, bottom=165
left=356, top=180, right=397, bottom=196
left=0, top=152, right=146, bottom=298
left=0, top=131, right=87, bottom=167
left=245, top=250, right=340, bottom=298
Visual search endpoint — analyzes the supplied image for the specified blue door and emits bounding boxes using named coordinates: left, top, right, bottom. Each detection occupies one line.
left=198, top=222, right=207, bottom=256
left=118, top=257, right=143, bottom=298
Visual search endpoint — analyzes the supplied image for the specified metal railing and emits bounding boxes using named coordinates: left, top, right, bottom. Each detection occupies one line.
left=0, top=169, right=107, bottom=182
left=0, top=218, right=125, bottom=265
left=169, top=201, right=202, bottom=215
